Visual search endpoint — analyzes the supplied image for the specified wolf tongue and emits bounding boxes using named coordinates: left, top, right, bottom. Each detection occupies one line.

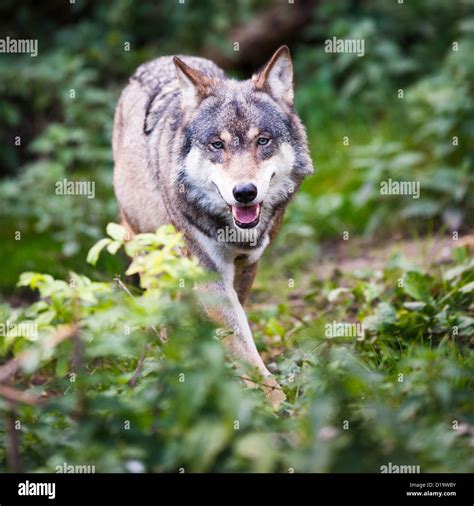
left=232, top=204, right=259, bottom=224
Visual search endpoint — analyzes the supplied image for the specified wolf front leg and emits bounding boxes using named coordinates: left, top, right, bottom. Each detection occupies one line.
left=233, top=260, right=258, bottom=306
left=198, top=279, right=286, bottom=407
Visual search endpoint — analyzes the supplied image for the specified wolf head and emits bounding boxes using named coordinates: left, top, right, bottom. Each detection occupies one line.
left=174, top=46, right=313, bottom=245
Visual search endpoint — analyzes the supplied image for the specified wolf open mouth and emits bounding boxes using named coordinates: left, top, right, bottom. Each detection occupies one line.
left=231, top=203, right=261, bottom=229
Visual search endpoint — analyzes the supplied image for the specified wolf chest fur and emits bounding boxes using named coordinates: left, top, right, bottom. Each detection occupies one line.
left=113, top=46, right=313, bottom=405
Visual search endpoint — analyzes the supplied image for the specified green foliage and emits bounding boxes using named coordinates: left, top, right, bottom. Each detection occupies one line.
left=293, top=4, right=474, bottom=240
left=0, top=228, right=472, bottom=472
left=346, top=36, right=474, bottom=233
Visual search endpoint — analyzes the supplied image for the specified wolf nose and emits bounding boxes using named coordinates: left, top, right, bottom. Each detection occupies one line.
left=233, top=183, right=257, bottom=204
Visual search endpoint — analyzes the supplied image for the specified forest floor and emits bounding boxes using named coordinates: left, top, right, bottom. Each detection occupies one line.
left=252, top=233, right=474, bottom=365
left=312, top=234, right=474, bottom=278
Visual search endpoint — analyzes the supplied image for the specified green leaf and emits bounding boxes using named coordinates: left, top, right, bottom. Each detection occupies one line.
left=459, top=281, right=474, bottom=294
left=403, top=301, right=426, bottom=311
left=106, top=241, right=122, bottom=255
left=327, top=287, right=351, bottom=302
left=17, top=272, right=54, bottom=289
left=363, top=302, right=397, bottom=331
left=402, top=271, right=432, bottom=303
left=106, top=222, right=128, bottom=241
left=443, top=260, right=474, bottom=281
left=86, top=238, right=112, bottom=265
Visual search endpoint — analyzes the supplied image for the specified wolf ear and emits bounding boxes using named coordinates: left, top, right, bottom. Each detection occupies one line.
left=253, top=46, right=294, bottom=105
left=173, top=57, right=215, bottom=110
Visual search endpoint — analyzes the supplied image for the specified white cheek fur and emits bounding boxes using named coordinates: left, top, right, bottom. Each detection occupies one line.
left=210, top=170, right=236, bottom=205
left=255, top=142, right=296, bottom=202
left=183, top=147, right=215, bottom=188
left=180, top=147, right=230, bottom=212
left=181, top=142, right=296, bottom=207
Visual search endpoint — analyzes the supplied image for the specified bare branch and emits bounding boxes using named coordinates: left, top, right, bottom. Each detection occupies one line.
left=202, top=0, right=317, bottom=70
left=0, top=384, right=44, bottom=406
left=238, top=374, right=284, bottom=392
left=128, top=343, right=151, bottom=387
left=5, top=407, right=21, bottom=472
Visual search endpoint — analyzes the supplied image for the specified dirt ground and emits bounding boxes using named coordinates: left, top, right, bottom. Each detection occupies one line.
left=312, top=234, right=474, bottom=278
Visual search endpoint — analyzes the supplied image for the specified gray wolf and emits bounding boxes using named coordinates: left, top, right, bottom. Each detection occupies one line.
left=113, top=46, right=313, bottom=406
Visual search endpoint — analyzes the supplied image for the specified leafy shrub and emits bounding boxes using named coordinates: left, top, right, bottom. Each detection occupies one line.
left=0, top=226, right=472, bottom=472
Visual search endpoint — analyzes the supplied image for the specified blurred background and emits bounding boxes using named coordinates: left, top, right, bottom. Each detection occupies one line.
left=0, top=0, right=472, bottom=293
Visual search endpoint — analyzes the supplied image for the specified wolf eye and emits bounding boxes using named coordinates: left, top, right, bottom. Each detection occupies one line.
left=210, top=140, right=224, bottom=150
left=257, top=137, right=270, bottom=146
